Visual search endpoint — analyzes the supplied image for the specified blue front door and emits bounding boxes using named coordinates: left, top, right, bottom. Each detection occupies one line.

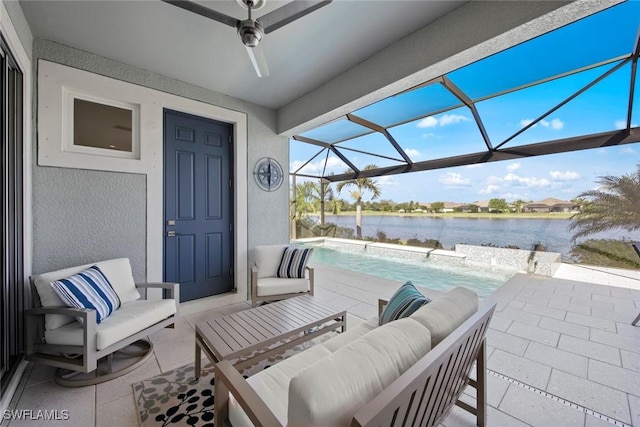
left=163, top=110, right=234, bottom=302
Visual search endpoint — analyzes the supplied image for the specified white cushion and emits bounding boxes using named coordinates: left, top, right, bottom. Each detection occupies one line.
left=322, top=318, right=378, bottom=352
left=256, top=277, right=309, bottom=297
left=32, top=258, right=141, bottom=330
left=410, top=286, right=478, bottom=347
left=44, top=299, right=176, bottom=350
left=288, top=318, right=431, bottom=427
left=254, top=245, right=287, bottom=279
left=229, top=344, right=331, bottom=427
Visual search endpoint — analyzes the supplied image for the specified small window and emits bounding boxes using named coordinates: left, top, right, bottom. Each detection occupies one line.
left=64, top=91, right=140, bottom=159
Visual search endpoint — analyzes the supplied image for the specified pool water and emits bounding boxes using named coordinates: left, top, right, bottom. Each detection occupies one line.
left=308, top=245, right=515, bottom=297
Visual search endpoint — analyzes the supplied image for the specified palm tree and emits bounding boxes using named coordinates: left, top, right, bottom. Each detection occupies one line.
left=569, top=164, right=640, bottom=240
left=336, top=165, right=381, bottom=239
left=294, top=181, right=319, bottom=219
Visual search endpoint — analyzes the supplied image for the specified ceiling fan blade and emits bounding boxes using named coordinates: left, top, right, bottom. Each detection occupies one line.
left=245, top=44, right=270, bottom=78
left=161, top=0, right=240, bottom=28
left=258, top=0, right=332, bottom=34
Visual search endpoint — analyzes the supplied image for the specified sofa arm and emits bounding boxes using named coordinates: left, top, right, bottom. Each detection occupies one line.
left=306, top=266, right=314, bottom=295
left=214, top=360, right=282, bottom=427
left=136, top=282, right=180, bottom=317
left=25, top=307, right=97, bottom=369
left=378, top=299, right=389, bottom=317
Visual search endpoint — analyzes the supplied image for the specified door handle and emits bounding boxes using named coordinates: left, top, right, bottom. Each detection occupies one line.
left=167, top=231, right=177, bottom=237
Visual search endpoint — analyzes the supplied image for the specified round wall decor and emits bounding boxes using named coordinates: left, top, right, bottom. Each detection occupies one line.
left=254, top=157, right=284, bottom=192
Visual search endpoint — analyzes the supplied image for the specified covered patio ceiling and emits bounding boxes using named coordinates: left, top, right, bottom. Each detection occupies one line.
left=291, top=1, right=640, bottom=183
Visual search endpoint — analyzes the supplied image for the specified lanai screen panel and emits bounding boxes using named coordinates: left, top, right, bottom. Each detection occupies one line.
left=291, top=1, right=640, bottom=182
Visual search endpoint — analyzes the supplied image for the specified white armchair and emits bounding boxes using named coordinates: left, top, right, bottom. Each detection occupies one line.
left=251, top=244, right=314, bottom=307
left=26, top=258, right=179, bottom=386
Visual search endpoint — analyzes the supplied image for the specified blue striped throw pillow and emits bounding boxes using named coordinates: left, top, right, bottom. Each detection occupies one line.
left=379, top=281, right=431, bottom=325
left=50, top=265, right=121, bottom=324
left=276, top=247, right=313, bottom=279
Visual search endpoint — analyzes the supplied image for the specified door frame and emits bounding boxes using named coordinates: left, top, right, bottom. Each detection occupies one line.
left=162, top=108, right=235, bottom=301
left=157, top=104, right=247, bottom=314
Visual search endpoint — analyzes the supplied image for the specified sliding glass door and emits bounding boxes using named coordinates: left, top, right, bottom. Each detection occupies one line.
left=0, top=34, right=25, bottom=399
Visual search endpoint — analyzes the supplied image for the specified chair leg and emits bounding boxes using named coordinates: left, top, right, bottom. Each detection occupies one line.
left=632, top=312, right=640, bottom=326
left=476, top=340, right=487, bottom=427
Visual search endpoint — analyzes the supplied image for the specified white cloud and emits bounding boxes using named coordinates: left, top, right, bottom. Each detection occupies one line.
left=614, top=119, right=638, bottom=129
left=438, top=172, right=470, bottom=187
left=486, top=175, right=503, bottom=185
left=289, top=156, right=344, bottom=175
left=622, top=146, right=636, bottom=155
left=504, top=173, right=550, bottom=188
left=479, top=185, right=500, bottom=195
left=615, top=119, right=627, bottom=130
left=506, top=162, right=521, bottom=172
left=376, top=175, right=400, bottom=187
left=417, top=116, right=438, bottom=128
left=520, top=118, right=564, bottom=130
left=439, top=114, right=470, bottom=126
left=417, top=114, right=470, bottom=129
left=465, top=164, right=483, bottom=169
left=550, top=170, right=580, bottom=180
left=520, top=119, right=535, bottom=128
left=404, top=148, right=421, bottom=158
left=499, top=192, right=529, bottom=201
left=421, top=132, right=436, bottom=138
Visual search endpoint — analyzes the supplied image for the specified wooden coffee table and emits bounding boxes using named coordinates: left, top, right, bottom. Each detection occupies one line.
left=194, top=295, right=346, bottom=377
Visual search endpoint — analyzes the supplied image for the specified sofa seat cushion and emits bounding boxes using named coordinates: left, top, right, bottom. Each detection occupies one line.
left=254, top=244, right=288, bottom=279
left=229, top=344, right=332, bottom=427
left=288, top=318, right=431, bottom=427
left=32, top=258, right=141, bottom=330
left=44, top=299, right=176, bottom=350
left=321, top=318, right=378, bottom=352
left=410, top=286, right=478, bottom=347
left=256, top=277, right=309, bottom=297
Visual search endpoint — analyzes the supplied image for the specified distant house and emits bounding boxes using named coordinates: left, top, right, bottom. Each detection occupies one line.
left=524, top=198, right=577, bottom=213
left=442, top=202, right=461, bottom=213
left=473, top=200, right=491, bottom=213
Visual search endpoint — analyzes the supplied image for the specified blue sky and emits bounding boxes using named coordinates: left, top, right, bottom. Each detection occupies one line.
left=289, top=1, right=640, bottom=204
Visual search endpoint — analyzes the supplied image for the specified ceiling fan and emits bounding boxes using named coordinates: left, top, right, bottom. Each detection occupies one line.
left=162, top=0, right=333, bottom=77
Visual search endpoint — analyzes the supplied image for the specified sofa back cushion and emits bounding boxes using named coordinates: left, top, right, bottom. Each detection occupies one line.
left=288, top=318, right=431, bottom=427
left=254, top=244, right=287, bottom=279
left=32, top=258, right=140, bottom=330
left=410, top=286, right=478, bottom=347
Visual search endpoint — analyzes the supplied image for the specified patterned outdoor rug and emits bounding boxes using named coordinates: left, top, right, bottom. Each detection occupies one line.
left=132, top=332, right=335, bottom=426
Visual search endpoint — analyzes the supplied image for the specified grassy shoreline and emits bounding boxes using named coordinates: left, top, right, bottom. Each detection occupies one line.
left=315, top=211, right=573, bottom=220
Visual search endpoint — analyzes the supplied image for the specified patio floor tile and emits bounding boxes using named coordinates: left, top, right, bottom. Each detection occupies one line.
left=621, top=349, right=640, bottom=373
left=498, top=383, right=585, bottom=427
left=522, top=303, right=566, bottom=320
left=486, top=406, right=531, bottom=427
left=488, top=314, right=513, bottom=332
left=95, top=357, right=161, bottom=405
left=588, top=359, right=640, bottom=396
left=566, top=311, right=617, bottom=332
left=523, top=342, right=588, bottom=378
left=8, top=379, right=95, bottom=426
left=488, top=350, right=551, bottom=390
left=557, top=335, right=621, bottom=366
left=496, top=308, right=541, bottom=326
left=537, top=317, right=590, bottom=340
left=547, top=369, right=631, bottom=424
left=590, top=328, right=640, bottom=354
left=507, top=321, right=560, bottom=347
left=486, top=329, right=530, bottom=356
left=95, top=393, right=138, bottom=427
left=548, top=299, right=591, bottom=316
left=570, top=296, right=615, bottom=311
left=629, top=394, right=640, bottom=427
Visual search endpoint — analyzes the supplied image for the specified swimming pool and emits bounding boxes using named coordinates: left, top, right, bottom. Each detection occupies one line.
left=308, top=245, right=515, bottom=297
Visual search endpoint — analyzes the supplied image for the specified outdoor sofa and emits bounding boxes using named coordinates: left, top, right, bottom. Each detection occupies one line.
left=215, top=286, right=495, bottom=427
left=25, top=257, right=179, bottom=386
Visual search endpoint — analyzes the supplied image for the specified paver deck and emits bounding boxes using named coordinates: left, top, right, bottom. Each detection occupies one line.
left=4, top=263, right=640, bottom=426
